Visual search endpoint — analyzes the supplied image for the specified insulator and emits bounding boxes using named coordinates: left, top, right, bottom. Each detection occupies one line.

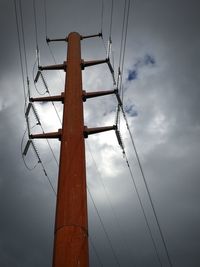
left=31, top=141, right=41, bottom=163
left=25, top=103, right=32, bottom=117
left=116, top=92, right=123, bottom=107
left=26, top=116, right=31, bottom=136
left=36, top=46, right=40, bottom=66
left=32, top=104, right=41, bottom=125
left=27, top=77, right=31, bottom=99
left=115, top=105, right=120, bottom=126
left=115, top=129, right=125, bottom=152
left=40, top=73, right=49, bottom=92
left=23, top=140, right=32, bottom=156
left=34, top=70, right=41, bottom=83
left=107, top=59, right=116, bottom=85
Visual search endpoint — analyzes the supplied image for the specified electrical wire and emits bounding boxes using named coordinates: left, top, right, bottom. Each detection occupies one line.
left=123, top=151, right=163, bottom=266
left=40, top=124, right=59, bottom=167
left=32, top=60, right=60, bottom=130
left=32, top=53, right=62, bottom=124
left=30, top=102, right=59, bottom=166
left=119, top=104, right=173, bottom=267
left=19, top=0, right=28, bottom=79
left=19, top=0, right=31, bottom=109
left=117, top=0, right=130, bottom=99
left=44, top=0, right=48, bottom=38
left=109, top=0, right=114, bottom=40
left=48, top=90, right=62, bottom=125
left=115, top=0, right=131, bottom=129
left=32, top=59, right=47, bottom=95
left=21, top=127, right=38, bottom=171
left=119, top=0, right=130, bottom=102
left=110, top=5, right=171, bottom=263
left=21, top=125, right=56, bottom=196
left=38, top=153, right=57, bottom=196
left=100, top=0, right=104, bottom=34
left=46, top=42, right=65, bottom=83
left=89, top=237, right=103, bottom=267
left=87, top=187, right=121, bottom=267
left=33, top=0, right=39, bottom=66
left=86, top=141, right=136, bottom=266
left=14, top=0, right=27, bottom=109
left=117, top=0, right=127, bottom=89
left=43, top=0, right=65, bottom=84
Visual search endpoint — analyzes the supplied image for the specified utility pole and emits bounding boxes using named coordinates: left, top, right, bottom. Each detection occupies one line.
left=30, top=31, right=117, bottom=267
left=52, top=32, right=89, bottom=267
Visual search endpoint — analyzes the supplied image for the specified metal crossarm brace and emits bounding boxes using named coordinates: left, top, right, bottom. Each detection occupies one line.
left=81, top=58, right=108, bottom=69
left=46, top=37, right=67, bottom=43
left=84, top=125, right=116, bottom=138
left=46, top=32, right=101, bottom=43
left=81, top=33, right=102, bottom=40
left=30, top=93, right=65, bottom=103
left=82, top=89, right=116, bottom=101
left=39, top=62, right=67, bottom=71
left=29, top=129, right=62, bottom=141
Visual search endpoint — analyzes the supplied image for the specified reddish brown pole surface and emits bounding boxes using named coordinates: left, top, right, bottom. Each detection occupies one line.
left=53, top=32, right=89, bottom=267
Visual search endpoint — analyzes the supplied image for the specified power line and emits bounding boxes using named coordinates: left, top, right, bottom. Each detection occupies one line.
left=109, top=0, right=114, bottom=40
left=100, top=0, right=104, bottom=34
left=32, top=59, right=47, bottom=96
left=32, top=62, right=62, bottom=124
left=21, top=125, right=57, bottom=196
left=111, top=4, right=173, bottom=262
left=30, top=102, right=59, bottom=166
left=40, top=125, right=59, bottom=167
left=117, top=0, right=127, bottom=89
left=33, top=0, right=40, bottom=68
left=119, top=0, right=131, bottom=98
left=87, top=187, right=121, bottom=267
left=13, top=0, right=26, bottom=108
left=89, top=237, right=104, bottom=267
left=21, top=127, right=38, bottom=171
left=86, top=141, right=136, bottom=265
left=114, top=117, right=162, bottom=265
left=123, top=151, right=163, bottom=266
left=32, top=140, right=57, bottom=196
left=43, top=0, right=48, bottom=38
left=48, top=91, right=62, bottom=125
left=120, top=105, right=173, bottom=267
left=19, top=0, right=28, bottom=78
left=33, top=0, right=39, bottom=50
left=32, top=1, right=63, bottom=125
left=116, top=0, right=131, bottom=129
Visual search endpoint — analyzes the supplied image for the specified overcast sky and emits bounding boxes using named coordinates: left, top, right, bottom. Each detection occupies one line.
left=0, top=0, right=200, bottom=266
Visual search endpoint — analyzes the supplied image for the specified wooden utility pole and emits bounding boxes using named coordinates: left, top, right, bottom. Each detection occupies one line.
left=30, top=31, right=117, bottom=267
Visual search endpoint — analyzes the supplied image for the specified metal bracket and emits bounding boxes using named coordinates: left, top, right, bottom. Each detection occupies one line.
left=46, top=37, right=67, bottom=43
left=83, top=125, right=116, bottom=138
left=39, top=62, right=67, bottom=71
left=82, top=89, right=116, bottom=102
left=81, top=33, right=102, bottom=40
left=30, top=92, right=65, bottom=104
left=29, top=129, right=62, bottom=141
left=81, top=58, right=108, bottom=70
